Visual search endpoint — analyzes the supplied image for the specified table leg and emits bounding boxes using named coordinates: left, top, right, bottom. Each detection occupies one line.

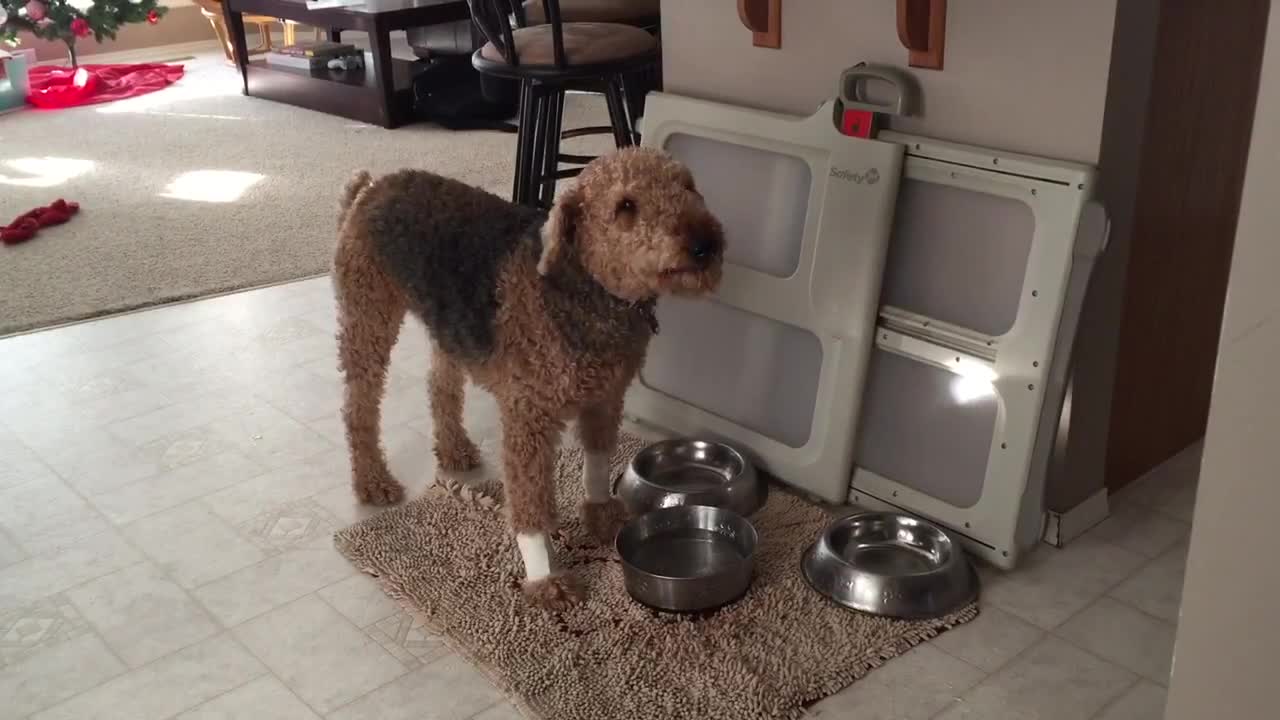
left=367, top=25, right=398, bottom=128
left=221, top=1, right=251, bottom=94
left=330, top=28, right=342, bottom=42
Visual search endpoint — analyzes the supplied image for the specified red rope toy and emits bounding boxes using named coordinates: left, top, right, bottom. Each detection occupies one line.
left=1, top=199, right=80, bottom=245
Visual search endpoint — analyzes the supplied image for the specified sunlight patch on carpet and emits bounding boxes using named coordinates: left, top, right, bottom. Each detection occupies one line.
left=161, top=170, right=265, bottom=203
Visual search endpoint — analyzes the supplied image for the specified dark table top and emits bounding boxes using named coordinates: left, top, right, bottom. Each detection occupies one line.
left=226, top=0, right=470, bottom=30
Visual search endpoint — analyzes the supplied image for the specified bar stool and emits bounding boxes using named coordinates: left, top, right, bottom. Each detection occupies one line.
left=469, top=0, right=659, bottom=208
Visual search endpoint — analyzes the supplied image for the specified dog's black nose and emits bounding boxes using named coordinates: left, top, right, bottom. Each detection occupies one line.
left=688, top=234, right=721, bottom=266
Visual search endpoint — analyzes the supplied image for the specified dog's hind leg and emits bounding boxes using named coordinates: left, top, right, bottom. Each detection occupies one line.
left=576, top=392, right=629, bottom=544
left=499, top=400, right=580, bottom=609
left=334, top=244, right=407, bottom=506
left=428, top=347, right=481, bottom=473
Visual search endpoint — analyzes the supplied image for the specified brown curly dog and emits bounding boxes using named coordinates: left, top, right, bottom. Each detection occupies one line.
left=332, top=147, right=725, bottom=609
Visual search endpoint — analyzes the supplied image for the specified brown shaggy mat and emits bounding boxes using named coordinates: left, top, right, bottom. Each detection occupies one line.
left=334, top=433, right=979, bottom=720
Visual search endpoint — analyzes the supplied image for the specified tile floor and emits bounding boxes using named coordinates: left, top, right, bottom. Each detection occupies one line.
left=0, top=277, right=1198, bottom=719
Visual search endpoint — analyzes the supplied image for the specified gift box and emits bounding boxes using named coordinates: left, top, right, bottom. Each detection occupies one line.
left=1, top=51, right=32, bottom=113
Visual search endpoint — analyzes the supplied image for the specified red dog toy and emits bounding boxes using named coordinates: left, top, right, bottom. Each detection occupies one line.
left=2, top=199, right=80, bottom=245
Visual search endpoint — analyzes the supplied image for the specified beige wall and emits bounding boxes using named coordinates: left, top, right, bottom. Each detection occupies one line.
left=20, top=4, right=214, bottom=62
left=1164, top=3, right=1279, bottom=717
left=660, top=0, right=1117, bottom=164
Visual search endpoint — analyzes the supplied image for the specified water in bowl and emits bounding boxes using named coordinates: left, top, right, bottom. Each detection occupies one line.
left=629, top=528, right=745, bottom=578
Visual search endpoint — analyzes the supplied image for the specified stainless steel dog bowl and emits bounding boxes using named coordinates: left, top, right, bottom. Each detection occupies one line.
left=615, top=439, right=765, bottom=517
left=801, top=511, right=978, bottom=619
left=616, top=505, right=758, bottom=613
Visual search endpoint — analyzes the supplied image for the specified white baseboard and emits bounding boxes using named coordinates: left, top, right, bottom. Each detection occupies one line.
left=36, top=39, right=223, bottom=66
left=1041, top=487, right=1109, bottom=547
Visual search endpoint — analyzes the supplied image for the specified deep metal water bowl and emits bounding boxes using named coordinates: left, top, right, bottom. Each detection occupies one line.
left=615, top=438, right=765, bottom=517
left=801, top=511, right=978, bottom=619
left=616, top=505, right=758, bottom=613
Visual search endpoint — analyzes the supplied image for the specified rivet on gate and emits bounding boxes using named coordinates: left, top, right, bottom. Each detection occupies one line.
left=1031, top=188, right=1038, bottom=195
left=992, top=158, right=999, bottom=165
left=1028, top=383, right=1035, bottom=390
left=1033, top=361, right=1039, bottom=368
left=1031, top=290, right=1039, bottom=297
left=892, top=490, right=898, bottom=497
left=1001, top=442, right=1007, bottom=449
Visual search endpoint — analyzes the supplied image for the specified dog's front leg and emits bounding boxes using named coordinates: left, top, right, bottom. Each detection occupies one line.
left=577, top=393, right=629, bottom=545
left=500, top=402, right=581, bottom=609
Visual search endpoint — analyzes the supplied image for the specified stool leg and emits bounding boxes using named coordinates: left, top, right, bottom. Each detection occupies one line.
left=538, top=89, right=565, bottom=209
left=603, top=77, right=633, bottom=148
left=512, top=80, right=536, bottom=204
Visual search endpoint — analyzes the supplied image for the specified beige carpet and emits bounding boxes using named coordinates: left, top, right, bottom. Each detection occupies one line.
left=335, top=433, right=979, bottom=720
left=0, top=48, right=608, bottom=336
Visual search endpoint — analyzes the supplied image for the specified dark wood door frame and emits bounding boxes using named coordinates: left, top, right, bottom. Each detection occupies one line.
left=1098, top=0, right=1270, bottom=493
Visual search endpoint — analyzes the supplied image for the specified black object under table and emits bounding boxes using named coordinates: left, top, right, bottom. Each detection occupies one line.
left=222, top=0, right=471, bottom=128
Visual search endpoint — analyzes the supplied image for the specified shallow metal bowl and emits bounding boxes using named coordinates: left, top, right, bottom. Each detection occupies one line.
left=801, top=511, right=978, bottom=619
left=616, top=505, right=758, bottom=613
left=615, top=439, right=765, bottom=517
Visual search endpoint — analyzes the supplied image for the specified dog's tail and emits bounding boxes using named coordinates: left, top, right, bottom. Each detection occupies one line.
left=339, top=170, right=374, bottom=226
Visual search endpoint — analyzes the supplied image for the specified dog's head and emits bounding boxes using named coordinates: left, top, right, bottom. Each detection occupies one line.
left=538, top=147, right=725, bottom=302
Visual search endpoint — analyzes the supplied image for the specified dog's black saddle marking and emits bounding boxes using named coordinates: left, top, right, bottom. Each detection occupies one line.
left=365, top=171, right=544, bottom=363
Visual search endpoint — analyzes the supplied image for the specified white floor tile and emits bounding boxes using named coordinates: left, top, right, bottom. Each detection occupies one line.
left=0, top=530, right=143, bottom=613
left=471, top=703, right=523, bottom=720
left=327, top=654, right=503, bottom=720
left=317, top=574, right=402, bottom=629
left=66, top=563, right=221, bottom=668
left=108, top=390, right=259, bottom=448
left=1094, top=680, right=1167, bottom=720
left=0, top=478, right=111, bottom=556
left=201, top=460, right=346, bottom=526
left=980, top=534, right=1145, bottom=629
left=1090, top=499, right=1190, bottom=558
left=933, top=636, right=1135, bottom=720
left=41, top=433, right=177, bottom=499
left=808, top=644, right=984, bottom=720
left=205, top=405, right=335, bottom=470
left=0, top=593, right=94, bottom=667
left=88, top=451, right=266, bottom=525
left=0, top=430, right=59, bottom=493
left=175, top=675, right=321, bottom=720
left=0, top=633, right=126, bottom=719
left=931, top=605, right=1045, bottom=673
left=1109, top=543, right=1188, bottom=624
left=250, top=368, right=343, bottom=424
left=121, top=502, right=266, bottom=590
left=193, top=548, right=355, bottom=627
left=232, top=595, right=406, bottom=715
left=31, top=633, right=265, bottom=720
left=11, top=387, right=177, bottom=454
left=0, top=528, right=26, bottom=569
left=1055, top=597, right=1176, bottom=685
left=366, top=610, right=450, bottom=668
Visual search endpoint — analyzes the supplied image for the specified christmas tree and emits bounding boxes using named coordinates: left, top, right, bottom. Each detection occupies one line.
left=0, top=0, right=168, bottom=68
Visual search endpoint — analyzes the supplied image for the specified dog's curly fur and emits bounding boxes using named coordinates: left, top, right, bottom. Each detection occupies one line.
left=332, top=148, right=725, bottom=608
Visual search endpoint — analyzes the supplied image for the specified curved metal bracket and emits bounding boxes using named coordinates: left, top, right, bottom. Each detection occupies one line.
left=737, top=0, right=781, bottom=49
left=896, top=0, right=946, bottom=70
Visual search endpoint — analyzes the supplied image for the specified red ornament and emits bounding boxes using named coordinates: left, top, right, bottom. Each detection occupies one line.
left=147, top=9, right=159, bottom=24
left=70, top=17, right=91, bottom=38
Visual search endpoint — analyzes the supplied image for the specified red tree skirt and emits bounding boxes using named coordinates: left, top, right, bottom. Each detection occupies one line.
left=26, top=63, right=185, bottom=110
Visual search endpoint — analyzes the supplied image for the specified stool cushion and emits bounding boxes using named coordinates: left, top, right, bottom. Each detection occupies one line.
left=523, top=0, right=660, bottom=25
left=480, top=22, right=657, bottom=67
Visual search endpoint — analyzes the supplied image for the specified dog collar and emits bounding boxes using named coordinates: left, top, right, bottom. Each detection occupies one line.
left=636, top=300, right=659, bottom=335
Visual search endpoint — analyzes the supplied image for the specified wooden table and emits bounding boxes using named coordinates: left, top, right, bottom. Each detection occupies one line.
left=222, top=0, right=471, bottom=128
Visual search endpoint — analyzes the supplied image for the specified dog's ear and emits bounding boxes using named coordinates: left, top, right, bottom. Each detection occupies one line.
left=538, top=186, right=582, bottom=276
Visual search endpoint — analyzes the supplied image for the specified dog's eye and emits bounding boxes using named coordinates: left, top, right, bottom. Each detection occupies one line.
left=616, top=197, right=636, bottom=215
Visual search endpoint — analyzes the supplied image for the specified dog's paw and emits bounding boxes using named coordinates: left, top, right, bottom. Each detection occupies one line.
left=354, top=474, right=405, bottom=506
left=434, top=441, right=481, bottom=473
left=579, top=498, right=629, bottom=545
left=522, top=573, right=583, bottom=610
